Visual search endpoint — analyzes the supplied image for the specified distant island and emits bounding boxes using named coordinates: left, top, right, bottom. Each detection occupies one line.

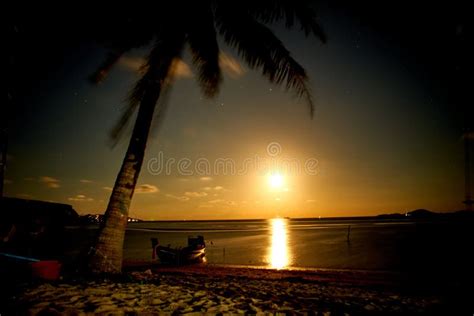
left=376, top=208, right=474, bottom=220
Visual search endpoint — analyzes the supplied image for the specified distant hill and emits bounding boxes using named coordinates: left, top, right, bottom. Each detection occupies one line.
left=376, top=213, right=406, bottom=219
left=0, top=197, right=79, bottom=258
left=0, top=197, right=78, bottom=225
left=407, top=209, right=436, bottom=218
left=377, top=209, right=474, bottom=220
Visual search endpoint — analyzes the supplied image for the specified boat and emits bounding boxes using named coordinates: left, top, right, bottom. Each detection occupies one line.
left=151, top=235, right=206, bottom=264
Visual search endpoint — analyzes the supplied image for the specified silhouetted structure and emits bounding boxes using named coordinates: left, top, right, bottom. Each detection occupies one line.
left=0, top=197, right=78, bottom=259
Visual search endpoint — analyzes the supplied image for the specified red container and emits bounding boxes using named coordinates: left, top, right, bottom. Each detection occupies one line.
left=31, top=260, right=62, bottom=281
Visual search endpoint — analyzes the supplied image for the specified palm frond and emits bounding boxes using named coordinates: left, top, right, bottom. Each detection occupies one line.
left=110, top=34, right=185, bottom=145
left=89, top=15, right=156, bottom=85
left=215, top=9, right=314, bottom=116
left=187, top=5, right=222, bottom=98
left=242, top=0, right=327, bottom=43
left=108, top=98, right=138, bottom=147
left=291, top=3, right=326, bottom=42
left=148, top=72, right=174, bottom=139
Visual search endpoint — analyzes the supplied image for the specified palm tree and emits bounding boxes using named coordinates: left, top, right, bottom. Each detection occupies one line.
left=88, top=1, right=326, bottom=273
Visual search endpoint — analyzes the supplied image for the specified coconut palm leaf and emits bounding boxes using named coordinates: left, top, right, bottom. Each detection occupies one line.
left=89, top=15, right=156, bottom=84
left=241, top=0, right=327, bottom=42
left=187, top=6, right=222, bottom=98
left=110, top=34, right=186, bottom=145
left=215, top=9, right=314, bottom=115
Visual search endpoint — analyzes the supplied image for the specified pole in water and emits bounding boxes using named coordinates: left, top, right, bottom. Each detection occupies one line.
left=347, top=225, right=351, bottom=243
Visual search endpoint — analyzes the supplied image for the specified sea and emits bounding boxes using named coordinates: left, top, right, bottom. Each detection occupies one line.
left=105, top=217, right=472, bottom=273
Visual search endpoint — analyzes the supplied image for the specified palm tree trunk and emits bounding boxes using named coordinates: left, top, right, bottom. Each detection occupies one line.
left=88, top=87, right=161, bottom=273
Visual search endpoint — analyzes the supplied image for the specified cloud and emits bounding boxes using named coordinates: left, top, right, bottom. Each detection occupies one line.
left=184, top=191, right=208, bottom=198
left=208, top=199, right=237, bottom=206
left=208, top=199, right=225, bottom=204
left=40, top=176, right=60, bottom=188
left=118, top=54, right=243, bottom=80
left=119, top=56, right=192, bottom=79
left=135, top=184, right=159, bottom=194
left=169, top=58, right=193, bottom=78
left=68, top=194, right=94, bottom=202
left=203, top=185, right=227, bottom=192
left=199, top=177, right=212, bottom=181
left=219, top=53, right=245, bottom=78
left=165, top=194, right=190, bottom=201
left=103, top=184, right=159, bottom=193
left=118, top=56, right=145, bottom=73
left=306, top=199, right=317, bottom=203
left=80, top=179, right=93, bottom=183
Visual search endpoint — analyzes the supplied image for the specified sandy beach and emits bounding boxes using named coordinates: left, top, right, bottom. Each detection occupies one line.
left=5, top=263, right=470, bottom=315
left=3, top=0, right=473, bottom=314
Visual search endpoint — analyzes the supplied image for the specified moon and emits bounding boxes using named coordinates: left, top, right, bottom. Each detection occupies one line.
left=268, top=173, right=284, bottom=188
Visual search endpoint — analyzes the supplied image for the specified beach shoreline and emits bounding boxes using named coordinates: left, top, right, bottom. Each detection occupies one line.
left=5, top=263, right=470, bottom=315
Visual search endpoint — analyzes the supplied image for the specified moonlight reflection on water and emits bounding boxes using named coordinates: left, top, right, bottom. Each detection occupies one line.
left=269, top=218, right=291, bottom=269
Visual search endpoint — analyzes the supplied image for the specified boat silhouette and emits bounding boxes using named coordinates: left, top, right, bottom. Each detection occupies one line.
left=151, top=235, right=206, bottom=264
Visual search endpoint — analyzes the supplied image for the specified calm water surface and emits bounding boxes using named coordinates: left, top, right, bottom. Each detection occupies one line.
left=122, top=218, right=422, bottom=270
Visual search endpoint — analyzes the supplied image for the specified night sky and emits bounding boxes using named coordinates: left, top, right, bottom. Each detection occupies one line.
left=4, top=2, right=470, bottom=219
